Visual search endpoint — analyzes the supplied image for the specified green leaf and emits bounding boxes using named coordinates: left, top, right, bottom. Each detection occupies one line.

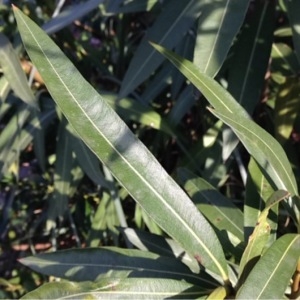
left=19, top=247, right=211, bottom=287
left=119, top=0, right=203, bottom=98
left=3, top=109, right=55, bottom=175
left=194, top=0, right=249, bottom=77
left=223, top=0, right=275, bottom=159
left=227, top=0, right=275, bottom=113
left=178, top=168, right=244, bottom=242
left=46, top=119, right=74, bottom=229
left=0, top=33, right=37, bottom=108
left=237, top=234, right=300, bottom=299
left=151, top=42, right=250, bottom=118
left=70, top=132, right=109, bottom=189
left=120, top=227, right=201, bottom=274
left=42, top=0, right=104, bottom=35
left=14, top=7, right=229, bottom=280
left=0, top=75, right=11, bottom=102
left=0, top=105, right=32, bottom=177
left=239, top=190, right=290, bottom=282
left=244, top=158, right=275, bottom=241
left=151, top=43, right=298, bottom=197
left=210, top=108, right=298, bottom=198
left=21, top=278, right=206, bottom=300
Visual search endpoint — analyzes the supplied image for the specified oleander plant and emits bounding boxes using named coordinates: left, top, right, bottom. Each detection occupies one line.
left=0, top=0, right=300, bottom=299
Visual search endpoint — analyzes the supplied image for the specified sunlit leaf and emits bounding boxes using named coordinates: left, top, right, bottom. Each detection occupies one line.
left=237, top=234, right=300, bottom=299
left=244, top=158, right=275, bottom=241
left=194, top=0, right=249, bottom=77
left=239, top=190, right=290, bottom=282
left=14, top=7, right=229, bottom=280
left=21, top=278, right=207, bottom=300
left=152, top=43, right=298, bottom=199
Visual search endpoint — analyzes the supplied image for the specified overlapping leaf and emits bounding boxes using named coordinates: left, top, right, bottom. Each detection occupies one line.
left=119, top=0, right=204, bottom=98
left=19, top=247, right=211, bottom=287
left=21, top=278, right=206, bottom=300
left=237, top=234, right=300, bottom=299
left=194, top=0, right=250, bottom=77
left=152, top=43, right=298, bottom=199
left=14, top=7, right=228, bottom=280
left=239, top=190, right=290, bottom=281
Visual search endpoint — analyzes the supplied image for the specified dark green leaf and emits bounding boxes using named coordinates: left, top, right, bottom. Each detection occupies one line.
left=19, top=247, right=212, bottom=287
left=194, top=0, right=249, bottom=77
left=119, top=0, right=203, bottom=98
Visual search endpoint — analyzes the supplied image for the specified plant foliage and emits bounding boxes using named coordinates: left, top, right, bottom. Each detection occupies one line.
left=0, top=0, right=299, bottom=299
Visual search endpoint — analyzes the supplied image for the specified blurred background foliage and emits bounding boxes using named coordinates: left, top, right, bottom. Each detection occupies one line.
left=0, top=0, right=300, bottom=298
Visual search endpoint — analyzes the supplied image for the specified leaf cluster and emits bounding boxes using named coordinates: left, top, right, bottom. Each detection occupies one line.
left=0, top=0, right=300, bottom=299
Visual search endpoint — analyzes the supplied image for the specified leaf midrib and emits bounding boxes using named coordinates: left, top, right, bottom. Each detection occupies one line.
left=15, top=9, right=227, bottom=279
left=212, top=110, right=297, bottom=194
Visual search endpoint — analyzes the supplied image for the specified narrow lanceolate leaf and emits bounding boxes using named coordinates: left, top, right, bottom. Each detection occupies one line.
left=224, top=0, right=275, bottom=159
left=14, top=7, right=228, bottom=280
left=237, top=234, right=300, bottom=299
left=151, top=42, right=250, bottom=119
left=47, top=120, right=74, bottom=229
left=239, top=190, right=290, bottom=281
left=21, top=278, right=206, bottom=300
left=210, top=108, right=298, bottom=197
left=245, top=158, right=275, bottom=241
left=227, top=0, right=275, bottom=114
left=119, top=0, right=203, bottom=98
left=19, top=247, right=211, bottom=287
left=194, top=0, right=249, bottom=77
left=152, top=43, right=298, bottom=198
left=0, top=33, right=37, bottom=108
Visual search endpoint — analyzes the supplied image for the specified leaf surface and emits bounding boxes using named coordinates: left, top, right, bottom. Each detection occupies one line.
left=19, top=247, right=211, bottom=287
left=152, top=43, right=298, bottom=199
left=119, top=0, right=203, bottom=98
left=21, top=278, right=206, bottom=300
left=14, top=7, right=228, bottom=280
left=194, top=0, right=249, bottom=77
left=0, top=33, right=37, bottom=108
left=237, top=234, right=300, bottom=299
left=239, top=190, right=290, bottom=280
